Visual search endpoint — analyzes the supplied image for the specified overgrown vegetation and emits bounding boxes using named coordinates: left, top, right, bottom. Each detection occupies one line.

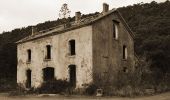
left=36, top=79, right=71, bottom=94
left=0, top=0, right=170, bottom=95
left=9, top=79, right=72, bottom=96
left=118, top=0, right=170, bottom=75
left=85, top=56, right=170, bottom=96
left=85, top=84, right=98, bottom=95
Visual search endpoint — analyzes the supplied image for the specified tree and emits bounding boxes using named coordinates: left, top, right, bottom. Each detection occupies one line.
left=59, top=3, right=71, bottom=19
left=59, top=3, right=71, bottom=28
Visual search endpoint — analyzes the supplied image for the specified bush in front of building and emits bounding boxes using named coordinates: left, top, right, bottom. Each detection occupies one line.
left=36, top=79, right=71, bottom=94
left=0, top=78, right=16, bottom=92
left=89, top=56, right=152, bottom=97
left=103, top=57, right=150, bottom=96
left=85, top=84, right=98, bottom=95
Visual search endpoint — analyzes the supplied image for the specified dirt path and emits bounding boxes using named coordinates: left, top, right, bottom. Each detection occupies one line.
left=0, top=92, right=170, bottom=100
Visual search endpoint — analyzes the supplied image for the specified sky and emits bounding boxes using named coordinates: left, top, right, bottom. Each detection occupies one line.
left=0, top=0, right=166, bottom=33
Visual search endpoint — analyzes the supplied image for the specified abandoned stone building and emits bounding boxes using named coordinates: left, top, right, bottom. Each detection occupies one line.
left=16, top=3, right=135, bottom=89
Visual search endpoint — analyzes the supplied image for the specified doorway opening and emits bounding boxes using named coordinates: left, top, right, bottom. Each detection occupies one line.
left=43, top=67, right=55, bottom=81
left=68, top=65, right=76, bottom=87
left=26, top=69, right=31, bottom=88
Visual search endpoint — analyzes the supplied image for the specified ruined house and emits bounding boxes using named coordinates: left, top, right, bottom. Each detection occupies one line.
left=16, top=3, right=135, bottom=89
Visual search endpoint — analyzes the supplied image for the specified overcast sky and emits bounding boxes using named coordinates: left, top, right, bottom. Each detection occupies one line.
left=0, top=0, right=165, bottom=33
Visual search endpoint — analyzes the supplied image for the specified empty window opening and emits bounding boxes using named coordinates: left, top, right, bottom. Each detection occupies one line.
left=68, top=65, right=76, bottom=87
left=123, top=45, right=127, bottom=59
left=69, top=40, right=75, bottom=55
left=43, top=67, right=55, bottom=81
left=46, top=45, right=51, bottom=59
left=113, top=22, right=118, bottom=39
left=27, top=49, right=31, bottom=62
left=26, top=69, right=31, bottom=88
left=123, top=67, right=128, bottom=73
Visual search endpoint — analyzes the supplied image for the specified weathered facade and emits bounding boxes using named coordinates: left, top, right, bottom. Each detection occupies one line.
left=17, top=3, right=135, bottom=89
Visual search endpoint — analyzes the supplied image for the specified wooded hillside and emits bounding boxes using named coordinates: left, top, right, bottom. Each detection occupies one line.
left=0, top=1, right=169, bottom=90
left=118, top=1, right=170, bottom=75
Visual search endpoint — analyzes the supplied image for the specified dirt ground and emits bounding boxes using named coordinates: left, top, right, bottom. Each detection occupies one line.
left=0, top=92, right=170, bottom=100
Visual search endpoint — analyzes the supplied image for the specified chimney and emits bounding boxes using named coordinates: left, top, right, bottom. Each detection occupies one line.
left=75, top=11, right=81, bottom=23
left=31, top=26, right=34, bottom=35
left=31, top=26, right=37, bottom=35
left=103, top=3, right=109, bottom=14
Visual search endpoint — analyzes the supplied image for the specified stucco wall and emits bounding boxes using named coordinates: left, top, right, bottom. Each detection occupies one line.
left=92, top=12, right=135, bottom=86
left=17, top=26, right=93, bottom=88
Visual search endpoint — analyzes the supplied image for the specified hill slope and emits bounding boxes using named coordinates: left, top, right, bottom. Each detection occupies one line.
left=0, top=1, right=170, bottom=89
left=118, top=1, right=170, bottom=74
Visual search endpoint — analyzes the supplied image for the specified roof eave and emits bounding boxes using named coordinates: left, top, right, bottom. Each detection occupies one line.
left=16, top=22, right=93, bottom=44
left=116, top=10, right=135, bottom=39
left=17, top=9, right=135, bottom=44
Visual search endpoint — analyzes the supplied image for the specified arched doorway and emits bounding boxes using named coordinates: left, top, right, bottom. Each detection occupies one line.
left=43, top=67, right=55, bottom=81
left=26, top=69, right=31, bottom=88
left=68, top=65, right=76, bottom=87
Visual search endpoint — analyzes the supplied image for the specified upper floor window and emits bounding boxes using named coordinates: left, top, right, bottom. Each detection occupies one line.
left=46, top=45, right=51, bottom=59
left=27, top=49, right=31, bottom=62
left=123, top=45, right=127, bottom=60
left=69, top=40, right=75, bottom=56
left=113, top=20, right=119, bottom=40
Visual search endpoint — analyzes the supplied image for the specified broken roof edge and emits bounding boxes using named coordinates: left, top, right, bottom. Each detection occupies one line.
left=16, top=9, right=135, bottom=44
left=16, top=9, right=116, bottom=44
left=116, top=9, right=135, bottom=39
left=15, top=21, right=93, bottom=44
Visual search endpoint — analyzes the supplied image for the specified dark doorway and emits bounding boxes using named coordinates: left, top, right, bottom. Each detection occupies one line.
left=69, top=40, right=75, bottom=55
left=43, top=67, right=55, bottom=81
left=68, top=65, right=76, bottom=87
left=26, top=69, right=31, bottom=88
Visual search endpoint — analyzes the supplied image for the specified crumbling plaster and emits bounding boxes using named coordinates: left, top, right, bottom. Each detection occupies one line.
left=17, top=26, right=93, bottom=88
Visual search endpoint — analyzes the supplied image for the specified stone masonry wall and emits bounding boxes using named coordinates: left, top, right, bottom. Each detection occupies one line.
left=17, top=26, right=93, bottom=89
left=92, top=12, right=135, bottom=86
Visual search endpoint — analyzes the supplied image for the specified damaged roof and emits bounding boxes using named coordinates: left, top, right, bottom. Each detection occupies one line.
left=16, top=9, right=135, bottom=44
